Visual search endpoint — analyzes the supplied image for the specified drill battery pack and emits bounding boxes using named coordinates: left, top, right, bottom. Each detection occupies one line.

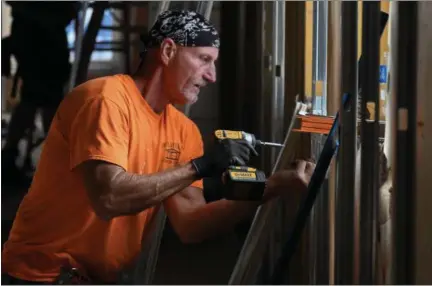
left=222, top=166, right=267, bottom=201
left=214, top=130, right=244, bottom=140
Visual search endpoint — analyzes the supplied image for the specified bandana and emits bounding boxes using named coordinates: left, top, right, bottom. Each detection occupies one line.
left=140, top=10, right=220, bottom=55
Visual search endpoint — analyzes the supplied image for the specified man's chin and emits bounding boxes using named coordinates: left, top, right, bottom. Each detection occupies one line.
left=185, top=96, right=198, bottom=105
left=170, top=91, right=199, bottom=106
left=179, top=94, right=199, bottom=105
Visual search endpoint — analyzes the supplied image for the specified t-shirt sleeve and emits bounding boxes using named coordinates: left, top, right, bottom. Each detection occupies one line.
left=183, top=122, right=204, bottom=190
left=69, top=96, right=130, bottom=171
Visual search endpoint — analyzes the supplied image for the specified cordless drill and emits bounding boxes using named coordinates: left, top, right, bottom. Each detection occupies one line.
left=214, top=129, right=283, bottom=201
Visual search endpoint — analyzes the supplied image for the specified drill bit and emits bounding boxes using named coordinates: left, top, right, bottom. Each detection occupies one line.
left=257, top=141, right=284, bottom=148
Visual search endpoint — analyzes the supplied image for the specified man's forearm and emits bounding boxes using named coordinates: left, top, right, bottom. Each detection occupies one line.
left=103, top=163, right=198, bottom=218
left=176, top=178, right=306, bottom=243
left=181, top=199, right=260, bottom=243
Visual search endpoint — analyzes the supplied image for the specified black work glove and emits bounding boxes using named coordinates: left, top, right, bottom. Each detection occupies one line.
left=191, top=139, right=258, bottom=178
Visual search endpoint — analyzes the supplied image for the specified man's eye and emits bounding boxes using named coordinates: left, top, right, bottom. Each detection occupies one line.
left=200, top=55, right=211, bottom=63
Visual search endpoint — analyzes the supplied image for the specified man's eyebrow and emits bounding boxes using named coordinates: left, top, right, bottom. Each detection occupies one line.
left=202, top=53, right=218, bottom=61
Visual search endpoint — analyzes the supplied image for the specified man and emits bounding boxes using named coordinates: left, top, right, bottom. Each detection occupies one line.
left=2, top=1, right=79, bottom=186
left=2, top=10, right=315, bottom=284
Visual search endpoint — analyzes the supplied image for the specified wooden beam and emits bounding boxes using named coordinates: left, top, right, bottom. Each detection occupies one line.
left=293, top=115, right=334, bottom=134
left=292, top=114, right=386, bottom=139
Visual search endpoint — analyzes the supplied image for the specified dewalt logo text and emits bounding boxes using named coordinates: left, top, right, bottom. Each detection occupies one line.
left=230, top=171, right=257, bottom=180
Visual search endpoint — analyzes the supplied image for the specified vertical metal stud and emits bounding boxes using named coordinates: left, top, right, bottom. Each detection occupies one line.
left=390, top=1, right=418, bottom=284
left=334, top=2, right=357, bottom=284
left=359, top=2, right=381, bottom=284
left=326, top=2, right=342, bottom=283
left=270, top=0, right=286, bottom=164
left=412, top=2, right=432, bottom=284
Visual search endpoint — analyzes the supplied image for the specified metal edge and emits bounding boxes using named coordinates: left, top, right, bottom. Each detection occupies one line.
left=228, top=99, right=302, bottom=285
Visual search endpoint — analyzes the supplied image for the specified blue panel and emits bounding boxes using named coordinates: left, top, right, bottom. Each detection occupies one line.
left=379, top=65, right=387, bottom=83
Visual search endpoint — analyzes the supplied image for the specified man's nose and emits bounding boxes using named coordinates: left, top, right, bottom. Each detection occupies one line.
left=203, top=65, right=216, bottom=83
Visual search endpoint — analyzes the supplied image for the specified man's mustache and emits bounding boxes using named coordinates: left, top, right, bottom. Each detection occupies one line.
left=193, top=81, right=208, bottom=88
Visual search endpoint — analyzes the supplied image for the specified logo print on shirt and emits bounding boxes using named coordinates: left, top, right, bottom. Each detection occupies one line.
left=162, top=142, right=181, bottom=165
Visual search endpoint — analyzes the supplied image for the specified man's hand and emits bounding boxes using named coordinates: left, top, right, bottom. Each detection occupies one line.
left=263, top=159, right=316, bottom=202
left=191, top=139, right=258, bottom=178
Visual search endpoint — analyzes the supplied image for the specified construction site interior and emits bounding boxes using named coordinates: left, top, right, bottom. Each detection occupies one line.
left=1, top=1, right=431, bottom=285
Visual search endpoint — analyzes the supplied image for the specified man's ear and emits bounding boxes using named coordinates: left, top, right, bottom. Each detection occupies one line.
left=160, top=38, right=177, bottom=66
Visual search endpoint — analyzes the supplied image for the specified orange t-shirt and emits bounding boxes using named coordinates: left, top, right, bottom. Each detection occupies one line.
left=2, top=74, right=204, bottom=283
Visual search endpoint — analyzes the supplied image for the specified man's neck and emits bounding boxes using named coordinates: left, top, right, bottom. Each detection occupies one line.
left=132, top=68, right=169, bottom=114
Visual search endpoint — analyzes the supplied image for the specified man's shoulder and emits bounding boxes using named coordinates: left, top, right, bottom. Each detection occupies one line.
left=167, top=105, right=198, bottom=128
left=76, top=74, right=126, bottom=94
left=58, top=75, right=132, bottom=124
left=166, top=105, right=203, bottom=141
left=68, top=74, right=130, bottom=105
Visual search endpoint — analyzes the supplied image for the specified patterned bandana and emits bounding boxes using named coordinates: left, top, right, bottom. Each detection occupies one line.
left=140, top=10, right=220, bottom=55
